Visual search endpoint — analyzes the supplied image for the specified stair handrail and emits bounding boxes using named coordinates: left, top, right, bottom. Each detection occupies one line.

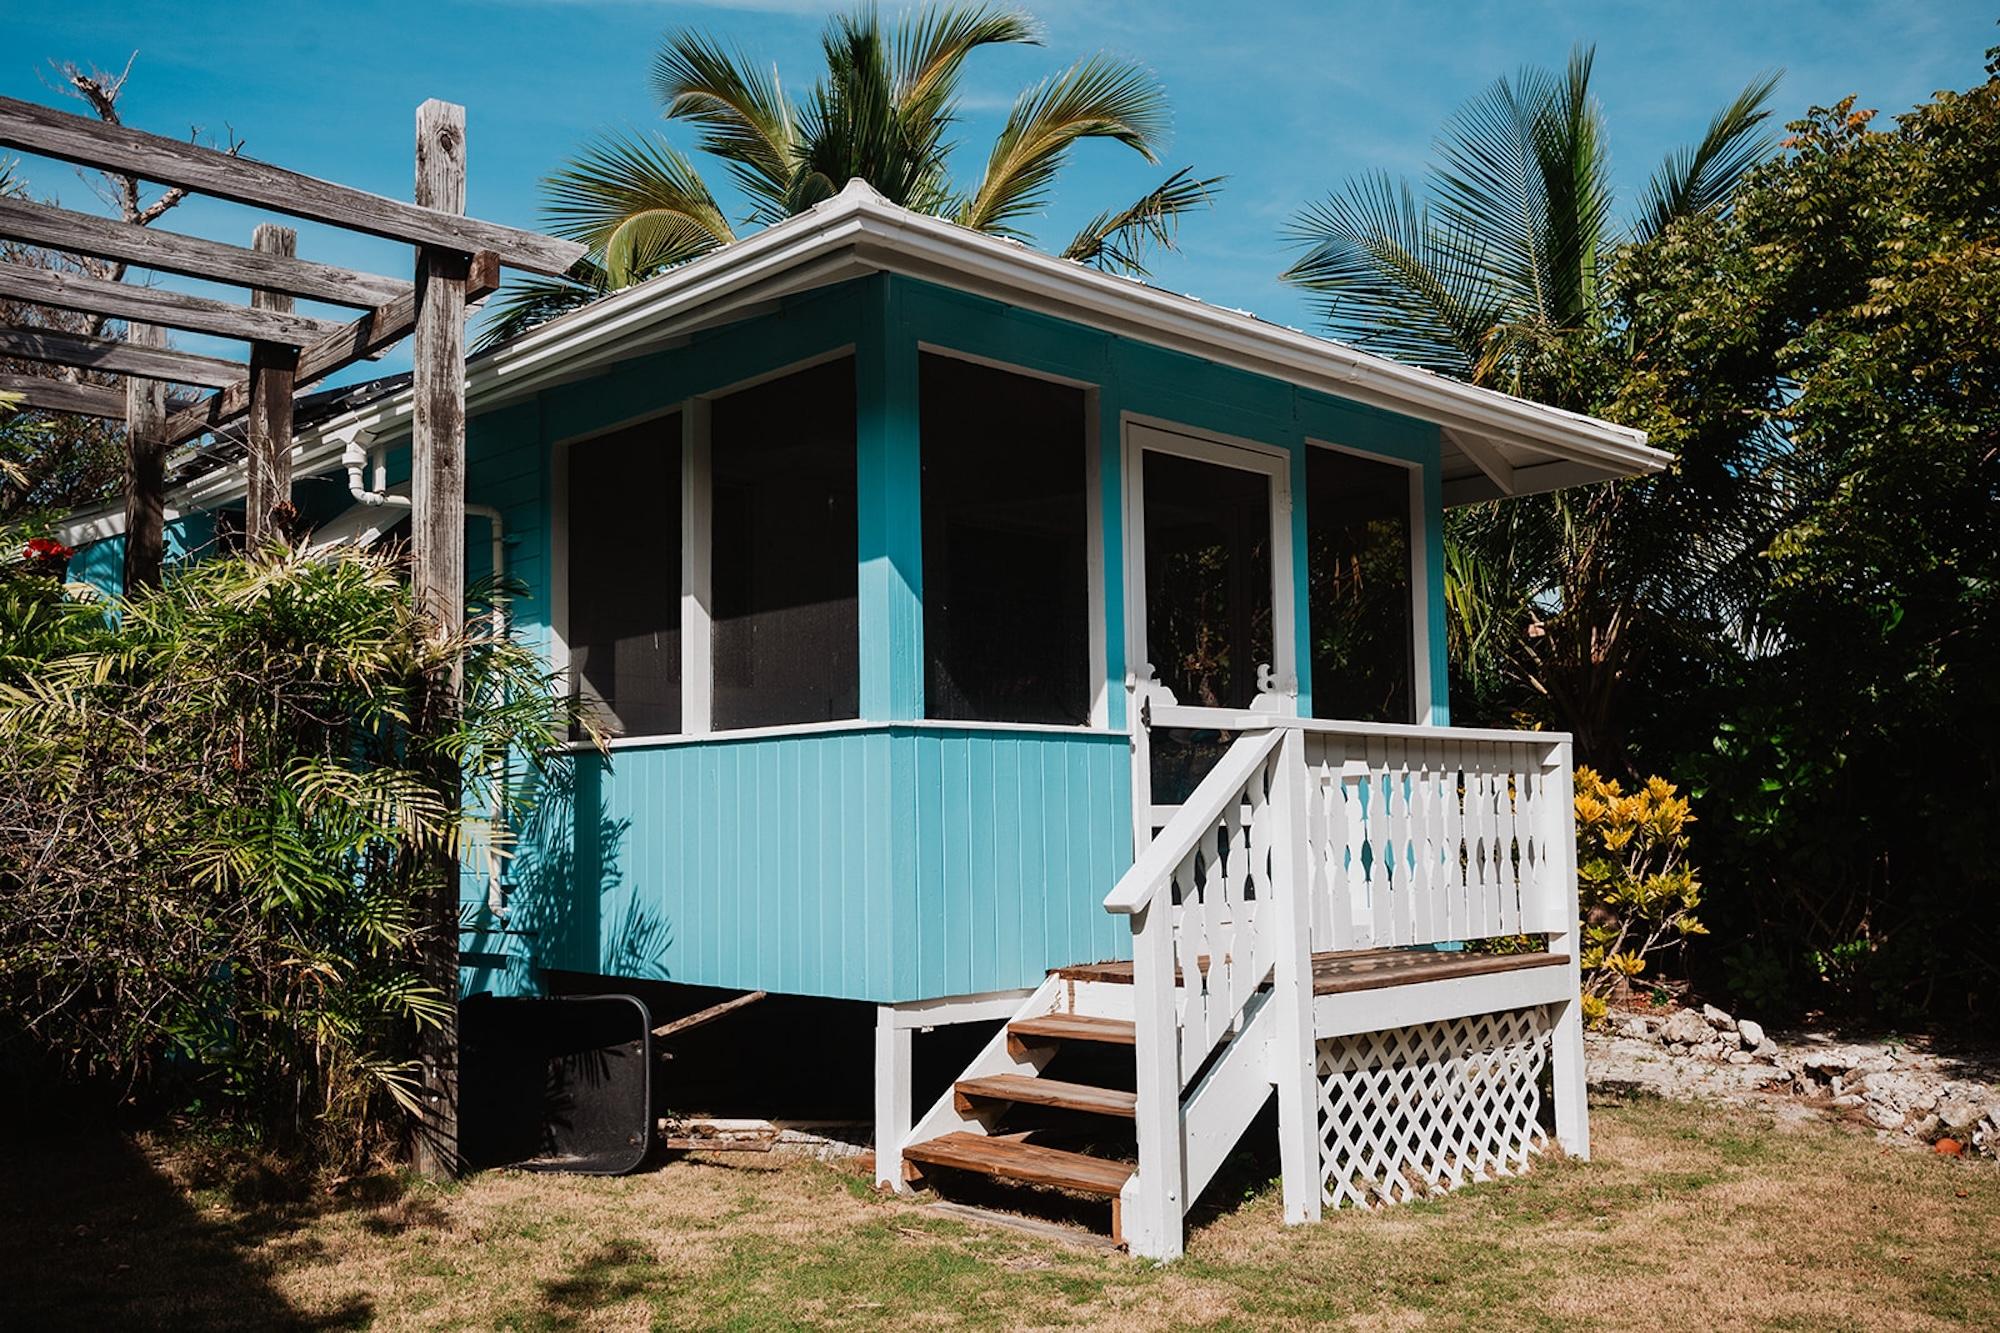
left=1102, top=723, right=1283, bottom=915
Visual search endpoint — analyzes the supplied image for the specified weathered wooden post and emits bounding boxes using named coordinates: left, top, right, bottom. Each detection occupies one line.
left=121, top=322, right=166, bottom=591
left=410, top=97, right=468, bottom=1180
left=244, top=222, right=298, bottom=545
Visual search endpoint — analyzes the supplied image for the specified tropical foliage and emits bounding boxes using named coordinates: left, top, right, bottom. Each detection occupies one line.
left=1658, top=48, right=2000, bottom=1018
left=1292, top=37, right=2000, bottom=1020
left=1283, top=46, right=1784, bottom=769
left=483, top=3, right=1220, bottom=344
left=0, top=543, right=585, bottom=1160
left=1572, top=766, right=1704, bottom=1018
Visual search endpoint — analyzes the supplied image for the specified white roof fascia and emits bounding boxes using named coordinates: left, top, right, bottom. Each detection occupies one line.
left=63, top=182, right=1666, bottom=545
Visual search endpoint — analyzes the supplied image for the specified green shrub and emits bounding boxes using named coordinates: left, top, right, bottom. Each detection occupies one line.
left=0, top=541, right=583, bottom=1163
left=1573, top=766, right=1706, bottom=1017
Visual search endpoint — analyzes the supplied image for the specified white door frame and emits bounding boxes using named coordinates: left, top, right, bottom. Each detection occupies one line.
left=1120, top=415, right=1298, bottom=716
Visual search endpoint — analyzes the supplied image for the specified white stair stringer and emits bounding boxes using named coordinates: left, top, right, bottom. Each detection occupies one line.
left=904, top=974, right=1073, bottom=1159
left=1118, top=991, right=1278, bottom=1257
left=1179, top=990, right=1277, bottom=1208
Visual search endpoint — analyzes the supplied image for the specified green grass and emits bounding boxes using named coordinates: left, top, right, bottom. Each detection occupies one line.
left=4, top=1094, right=1997, bottom=1331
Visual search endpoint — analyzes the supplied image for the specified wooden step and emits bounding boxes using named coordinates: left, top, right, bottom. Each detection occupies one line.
left=954, top=1073, right=1137, bottom=1118
left=902, top=1131, right=1132, bottom=1198
left=1006, top=1013, right=1136, bottom=1047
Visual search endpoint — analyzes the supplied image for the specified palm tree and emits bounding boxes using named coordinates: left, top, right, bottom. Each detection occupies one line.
left=1282, top=46, right=1776, bottom=396
left=1280, top=47, right=1783, bottom=768
left=484, top=4, right=1220, bottom=344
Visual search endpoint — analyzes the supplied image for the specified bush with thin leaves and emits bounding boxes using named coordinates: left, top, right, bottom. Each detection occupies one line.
left=0, top=541, right=586, bottom=1163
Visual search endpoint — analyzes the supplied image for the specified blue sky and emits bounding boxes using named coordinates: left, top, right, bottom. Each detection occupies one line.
left=5, top=1, right=1995, bottom=384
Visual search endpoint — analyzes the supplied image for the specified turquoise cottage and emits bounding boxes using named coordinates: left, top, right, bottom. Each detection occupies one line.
left=61, top=181, right=1666, bottom=1256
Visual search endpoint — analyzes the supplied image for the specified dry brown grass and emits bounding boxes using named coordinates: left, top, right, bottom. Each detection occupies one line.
left=4, top=1093, right=1997, bottom=1331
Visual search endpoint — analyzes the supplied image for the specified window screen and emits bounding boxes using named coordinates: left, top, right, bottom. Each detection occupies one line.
left=1306, top=446, right=1415, bottom=723
left=710, top=357, right=859, bottom=729
left=566, top=414, right=682, bottom=737
left=920, top=354, right=1090, bottom=725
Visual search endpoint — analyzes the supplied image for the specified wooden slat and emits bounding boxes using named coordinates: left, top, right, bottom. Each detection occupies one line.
left=1006, top=1014, right=1136, bottom=1047
left=0, top=195, right=411, bottom=308
left=651, top=989, right=767, bottom=1040
left=0, top=95, right=584, bottom=276
left=0, top=371, right=126, bottom=419
left=0, top=259, right=346, bottom=345
left=0, top=324, right=242, bottom=387
left=163, top=250, right=497, bottom=444
left=1311, top=948, right=1569, bottom=996
left=955, top=1074, right=1136, bottom=1118
left=902, top=1132, right=1133, bottom=1197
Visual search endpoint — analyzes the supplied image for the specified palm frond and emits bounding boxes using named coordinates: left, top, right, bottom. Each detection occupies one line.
left=787, top=7, right=946, bottom=212
left=957, top=53, right=1170, bottom=236
left=542, top=131, right=733, bottom=287
left=1531, top=46, right=1616, bottom=321
left=894, top=4, right=1040, bottom=111
left=1063, top=167, right=1222, bottom=276
left=1634, top=69, right=1781, bottom=241
left=653, top=29, right=797, bottom=225
left=1432, top=45, right=1612, bottom=331
left=1281, top=171, right=1499, bottom=375
left=473, top=263, right=607, bottom=351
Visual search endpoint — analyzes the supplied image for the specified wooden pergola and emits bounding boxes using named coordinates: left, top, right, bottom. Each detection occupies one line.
left=0, top=92, right=585, bottom=1175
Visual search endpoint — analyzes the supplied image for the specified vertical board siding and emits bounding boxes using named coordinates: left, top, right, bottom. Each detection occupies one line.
left=504, top=726, right=1131, bottom=1002
left=895, top=727, right=1132, bottom=999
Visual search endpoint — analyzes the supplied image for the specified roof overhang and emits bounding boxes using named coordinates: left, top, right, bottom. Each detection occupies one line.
left=58, top=180, right=1665, bottom=545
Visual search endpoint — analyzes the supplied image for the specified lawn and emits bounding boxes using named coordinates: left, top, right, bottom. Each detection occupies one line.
left=5, top=1093, right=1997, bottom=1331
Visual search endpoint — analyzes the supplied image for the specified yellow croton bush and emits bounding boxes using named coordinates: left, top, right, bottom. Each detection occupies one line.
left=1573, top=766, right=1705, bottom=1022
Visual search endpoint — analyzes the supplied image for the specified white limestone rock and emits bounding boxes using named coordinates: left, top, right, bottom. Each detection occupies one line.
left=1659, top=1009, right=1712, bottom=1047
left=1737, top=1018, right=1766, bottom=1050
left=1702, top=1004, right=1737, bottom=1033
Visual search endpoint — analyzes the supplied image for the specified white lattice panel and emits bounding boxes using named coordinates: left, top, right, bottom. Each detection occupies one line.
left=1316, top=1006, right=1551, bottom=1208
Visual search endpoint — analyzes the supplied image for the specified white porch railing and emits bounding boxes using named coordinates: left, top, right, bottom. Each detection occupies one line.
left=1104, top=706, right=1581, bottom=1260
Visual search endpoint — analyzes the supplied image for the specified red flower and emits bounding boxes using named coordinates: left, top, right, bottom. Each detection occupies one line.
left=22, top=537, right=74, bottom=574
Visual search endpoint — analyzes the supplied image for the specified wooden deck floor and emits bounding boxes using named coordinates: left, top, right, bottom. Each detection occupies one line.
left=1057, top=947, right=1569, bottom=996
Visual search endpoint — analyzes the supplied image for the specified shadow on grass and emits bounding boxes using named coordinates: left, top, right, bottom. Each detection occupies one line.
left=532, top=1238, right=675, bottom=1328
left=0, top=1121, right=373, bottom=1331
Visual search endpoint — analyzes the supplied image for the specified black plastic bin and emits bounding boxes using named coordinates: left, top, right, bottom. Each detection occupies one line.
left=459, top=993, right=654, bottom=1175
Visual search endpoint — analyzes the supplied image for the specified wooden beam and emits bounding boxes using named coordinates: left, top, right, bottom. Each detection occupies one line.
left=0, top=195, right=411, bottom=308
left=244, top=224, right=298, bottom=545
left=0, top=324, right=243, bottom=388
left=0, top=371, right=127, bottom=419
left=0, top=94, right=585, bottom=276
left=0, top=260, right=345, bottom=346
left=161, top=250, right=497, bottom=444
left=651, top=991, right=768, bottom=1041
left=410, top=98, right=469, bottom=1184
left=123, top=324, right=168, bottom=592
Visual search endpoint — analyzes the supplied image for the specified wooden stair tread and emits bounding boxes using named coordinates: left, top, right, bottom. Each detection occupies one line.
left=1007, top=1014, right=1136, bottom=1046
left=955, top=1073, right=1137, bottom=1118
left=903, top=1132, right=1132, bottom=1197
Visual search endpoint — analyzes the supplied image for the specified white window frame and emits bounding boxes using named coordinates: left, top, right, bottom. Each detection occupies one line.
left=1300, top=436, right=1431, bottom=725
left=553, top=347, right=860, bottom=744
left=1121, top=413, right=1299, bottom=717
left=915, top=342, right=1110, bottom=729
left=550, top=403, right=690, bottom=740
